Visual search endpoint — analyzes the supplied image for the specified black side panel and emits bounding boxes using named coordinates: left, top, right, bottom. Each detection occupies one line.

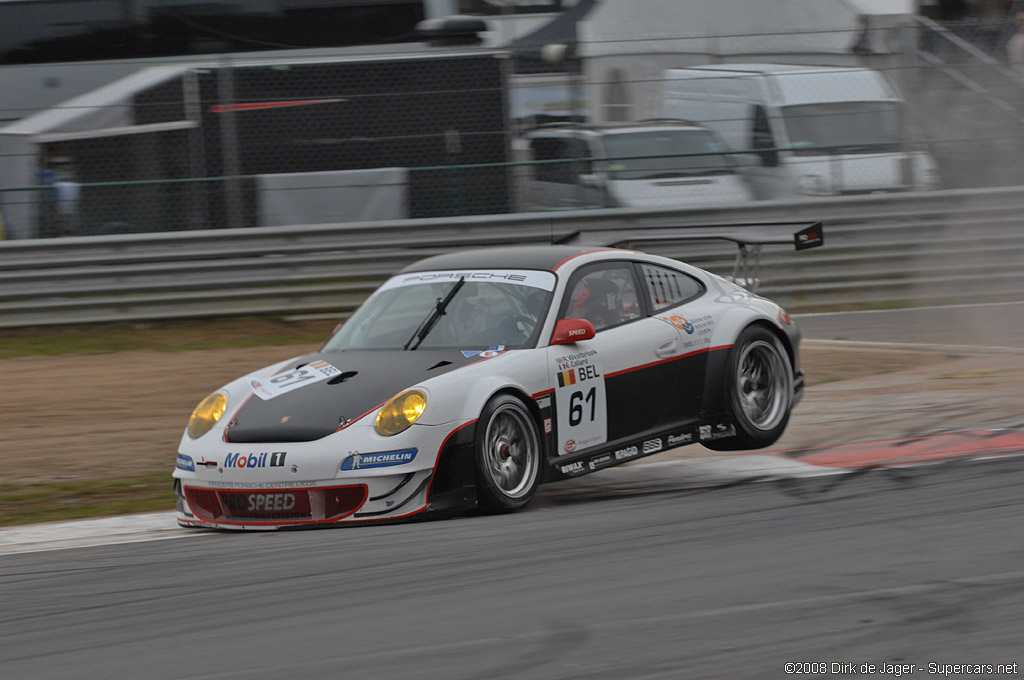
left=604, top=363, right=676, bottom=440
left=604, top=348, right=712, bottom=441
left=700, top=345, right=734, bottom=422
left=426, top=423, right=478, bottom=512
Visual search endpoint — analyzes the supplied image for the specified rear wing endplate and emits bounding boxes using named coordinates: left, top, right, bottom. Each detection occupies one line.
left=557, top=222, right=823, bottom=293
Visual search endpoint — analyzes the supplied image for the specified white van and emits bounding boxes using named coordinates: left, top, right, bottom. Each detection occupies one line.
left=520, top=120, right=755, bottom=211
left=659, top=64, right=940, bottom=199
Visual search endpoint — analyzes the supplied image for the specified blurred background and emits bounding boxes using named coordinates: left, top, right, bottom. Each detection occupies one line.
left=1, top=0, right=1022, bottom=238
left=2, top=0, right=1024, bottom=326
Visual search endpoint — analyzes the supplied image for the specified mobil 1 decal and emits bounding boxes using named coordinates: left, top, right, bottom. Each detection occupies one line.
left=551, top=349, right=607, bottom=455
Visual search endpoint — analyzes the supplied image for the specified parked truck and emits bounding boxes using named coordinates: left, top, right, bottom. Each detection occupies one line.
left=660, top=63, right=940, bottom=199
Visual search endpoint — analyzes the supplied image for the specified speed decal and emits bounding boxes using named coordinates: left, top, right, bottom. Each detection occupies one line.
left=551, top=349, right=607, bottom=455
left=249, top=361, right=341, bottom=400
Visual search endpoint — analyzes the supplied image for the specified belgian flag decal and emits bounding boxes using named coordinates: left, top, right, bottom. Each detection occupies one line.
left=557, top=369, right=577, bottom=387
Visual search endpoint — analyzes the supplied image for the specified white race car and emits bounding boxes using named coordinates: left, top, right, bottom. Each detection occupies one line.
left=174, top=224, right=822, bottom=529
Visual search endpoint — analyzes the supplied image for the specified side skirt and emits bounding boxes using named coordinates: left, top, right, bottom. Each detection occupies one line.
left=545, top=419, right=737, bottom=481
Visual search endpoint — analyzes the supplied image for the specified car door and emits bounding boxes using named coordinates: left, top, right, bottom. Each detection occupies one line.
left=635, top=261, right=714, bottom=431
left=546, top=261, right=683, bottom=456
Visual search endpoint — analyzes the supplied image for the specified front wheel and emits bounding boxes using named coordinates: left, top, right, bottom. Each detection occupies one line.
left=474, top=394, right=543, bottom=512
left=704, top=325, right=793, bottom=451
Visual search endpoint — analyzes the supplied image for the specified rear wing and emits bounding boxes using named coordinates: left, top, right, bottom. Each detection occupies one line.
left=557, top=222, right=823, bottom=293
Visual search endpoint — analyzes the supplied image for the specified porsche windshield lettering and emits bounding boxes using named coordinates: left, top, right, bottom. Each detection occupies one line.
left=402, top=272, right=527, bottom=283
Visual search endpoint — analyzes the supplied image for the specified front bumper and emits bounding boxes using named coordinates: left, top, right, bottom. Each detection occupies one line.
left=175, top=470, right=433, bottom=529
left=174, top=419, right=473, bottom=530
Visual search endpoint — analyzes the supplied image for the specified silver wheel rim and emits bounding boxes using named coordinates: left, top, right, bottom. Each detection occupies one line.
left=735, top=340, right=789, bottom=431
left=483, top=404, right=539, bottom=499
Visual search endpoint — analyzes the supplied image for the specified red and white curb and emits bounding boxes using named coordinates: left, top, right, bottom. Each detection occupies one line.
left=782, top=429, right=1024, bottom=468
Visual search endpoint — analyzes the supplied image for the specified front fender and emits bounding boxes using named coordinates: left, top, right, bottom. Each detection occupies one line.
left=417, top=352, right=548, bottom=425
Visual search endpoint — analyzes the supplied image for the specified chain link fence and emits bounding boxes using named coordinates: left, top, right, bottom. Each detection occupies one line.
left=2, top=18, right=1024, bottom=240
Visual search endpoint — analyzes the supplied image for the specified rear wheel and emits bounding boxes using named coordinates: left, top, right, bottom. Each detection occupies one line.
left=474, top=394, right=542, bottom=512
left=704, top=325, right=793, bottom=451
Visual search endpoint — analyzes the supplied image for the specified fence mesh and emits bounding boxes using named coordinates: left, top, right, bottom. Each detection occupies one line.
left=2, top=16, right=1024, bottom=240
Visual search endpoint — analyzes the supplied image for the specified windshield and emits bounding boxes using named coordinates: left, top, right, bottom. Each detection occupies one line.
left=323, top=270, right=556, bottom=351
left=599, top=129, right=735, bottom=180
left=782, top=101, right=905, bottom=156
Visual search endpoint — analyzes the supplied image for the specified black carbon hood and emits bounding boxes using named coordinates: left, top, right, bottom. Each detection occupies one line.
left=224, top=349, right=474, bottom=443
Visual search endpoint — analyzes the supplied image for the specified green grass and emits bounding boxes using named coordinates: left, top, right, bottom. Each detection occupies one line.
left=0, top=472, right=176, bottom=527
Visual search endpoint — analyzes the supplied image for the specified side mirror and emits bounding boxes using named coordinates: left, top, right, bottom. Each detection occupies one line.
left=551, top=318, right=595, bottom=345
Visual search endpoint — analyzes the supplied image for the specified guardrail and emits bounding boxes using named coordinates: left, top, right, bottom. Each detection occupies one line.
left=2, top=186, right=1024, bottom=327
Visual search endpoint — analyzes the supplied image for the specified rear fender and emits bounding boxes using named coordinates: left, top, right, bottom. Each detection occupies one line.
left=700, top=309, right=789, bottom=419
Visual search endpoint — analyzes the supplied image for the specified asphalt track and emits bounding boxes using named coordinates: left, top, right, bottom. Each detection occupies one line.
left=2, top=455, right=1023, bottom=680
left=2, top=305, right=1023, bottom=679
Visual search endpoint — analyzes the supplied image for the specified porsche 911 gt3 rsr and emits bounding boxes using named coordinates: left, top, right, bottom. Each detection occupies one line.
left=174, top=225, right=821, bottom=529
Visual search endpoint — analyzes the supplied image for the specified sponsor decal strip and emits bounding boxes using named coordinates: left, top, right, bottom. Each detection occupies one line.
left=555, top=425, right=738, bottom=476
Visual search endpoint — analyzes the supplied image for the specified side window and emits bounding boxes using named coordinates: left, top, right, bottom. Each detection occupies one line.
left=563, top=264, right=643, bottom=332
left=641, top=264, right=704, bottom=312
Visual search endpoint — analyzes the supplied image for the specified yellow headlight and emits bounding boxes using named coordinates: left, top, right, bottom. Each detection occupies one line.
left=187, top=391, right=228, bottom=439
left=375, top=389, right=427, bottom=436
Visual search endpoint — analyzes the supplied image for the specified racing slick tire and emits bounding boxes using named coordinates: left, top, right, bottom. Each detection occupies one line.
left=703, top=325, right=793, bottom=451
left=474, top=394, right=543, bottom=513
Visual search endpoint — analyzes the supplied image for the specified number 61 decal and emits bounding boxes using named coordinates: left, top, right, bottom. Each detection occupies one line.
left=569, top=387, right=597, bottom=426
left=552, top=355, right=607, bottom=454
left=250, top=360, right=341, bottom=400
